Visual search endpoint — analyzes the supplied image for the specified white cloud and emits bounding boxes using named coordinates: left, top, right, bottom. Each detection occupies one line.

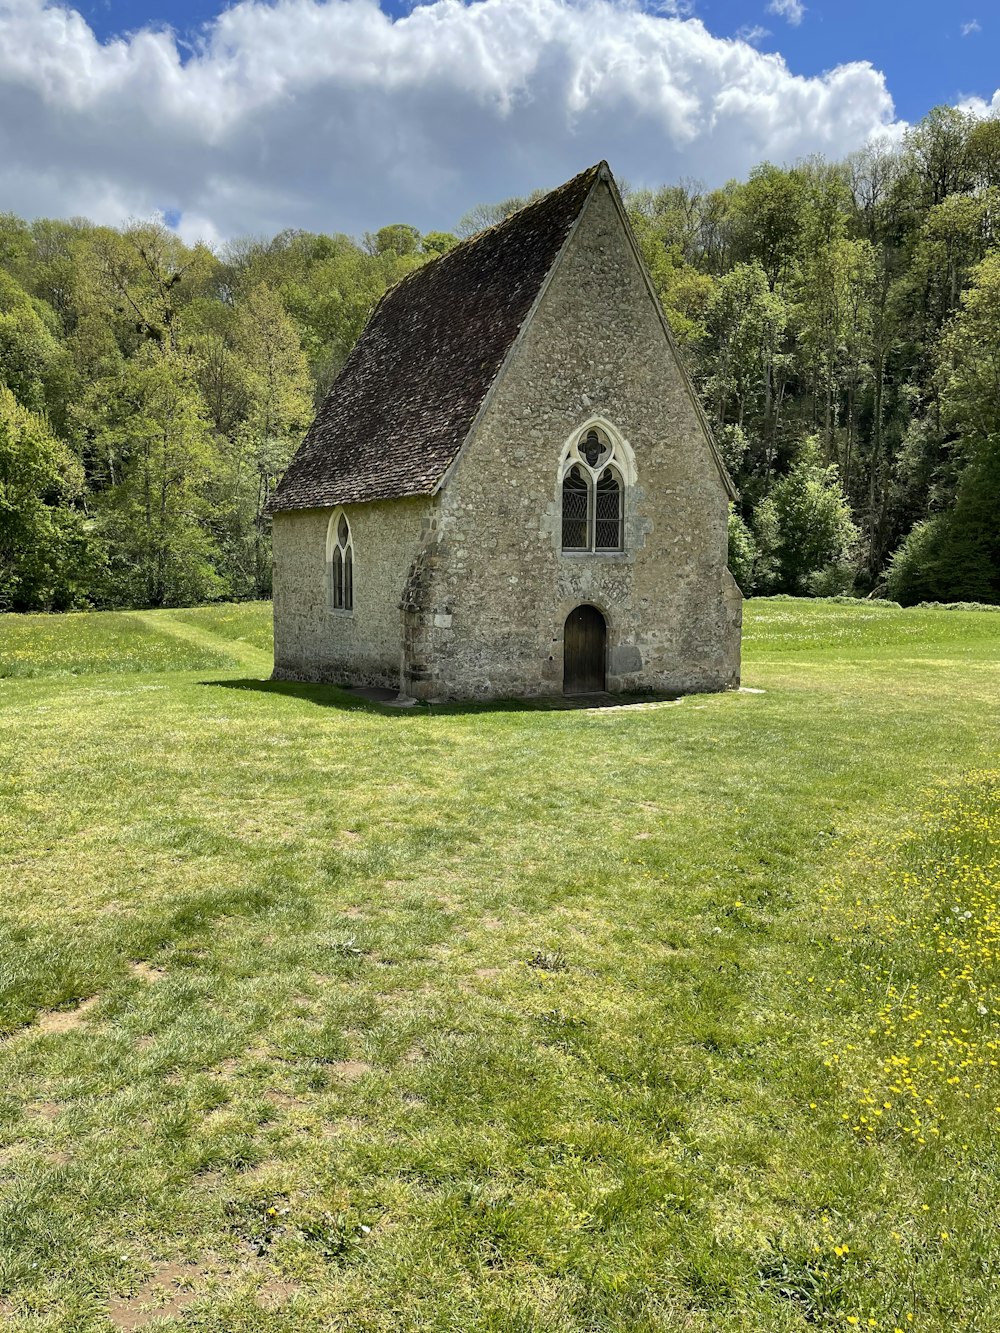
left=957, top=88, right=1000, bottom=118
left=0, top=0, right=911, bottom=241
left=735, top=24, right=771, bottom=45
left=961, top=19, right=981, bottom=35
left=766, top=0, right=805, bottom=26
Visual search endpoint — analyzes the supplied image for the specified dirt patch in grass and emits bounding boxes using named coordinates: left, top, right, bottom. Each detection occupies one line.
left=130, top=961, right=166, bottom=983
left=26, top=1100, right=61, bottom=1121
left=258, top=1277, right=302, bottom=1306
left=317, top=1116, right=365, bottom=1139
left=33, top=995, right=100, bottom=1035
left=331, top=1059, right=370, bottom=1082
left=265, top=1089, right=308, bottom=1111
left=106, top=1262, right=204, bottom=1330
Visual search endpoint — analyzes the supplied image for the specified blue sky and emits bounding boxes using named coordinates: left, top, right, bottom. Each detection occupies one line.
left=78, top=0, right=995, bottom=124
left=2, top=0, right=997, bottom=241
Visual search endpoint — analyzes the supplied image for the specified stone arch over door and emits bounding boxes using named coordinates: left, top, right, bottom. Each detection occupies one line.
left=563, top=605, right=607, bottom=694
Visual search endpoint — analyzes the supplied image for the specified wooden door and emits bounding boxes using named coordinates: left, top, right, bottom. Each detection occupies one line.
left=563, top=605, right=607, bottom=694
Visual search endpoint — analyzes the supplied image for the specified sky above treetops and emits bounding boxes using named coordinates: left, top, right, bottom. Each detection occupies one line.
left=2, top=0, right=996, bottom=245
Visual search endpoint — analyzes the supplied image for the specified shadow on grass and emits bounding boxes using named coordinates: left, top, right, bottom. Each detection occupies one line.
left=204, top=677, right=684, bottom=718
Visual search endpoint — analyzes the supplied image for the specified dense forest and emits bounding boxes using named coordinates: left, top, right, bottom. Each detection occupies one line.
left=1, top=105, right=998, bottom=612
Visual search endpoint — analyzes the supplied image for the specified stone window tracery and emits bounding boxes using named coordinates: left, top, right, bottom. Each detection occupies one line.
left=559, top=423, right=629, bottom=553
left=327, top=509, right=354, bottom=612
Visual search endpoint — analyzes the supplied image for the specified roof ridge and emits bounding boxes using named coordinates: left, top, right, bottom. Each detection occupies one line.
left=452, top=160, right=605, bottom=250
left=379, top=161, right=606, bottom=303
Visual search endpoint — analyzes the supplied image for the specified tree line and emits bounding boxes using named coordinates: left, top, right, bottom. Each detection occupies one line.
left=2, top=105, right=999, bottom=612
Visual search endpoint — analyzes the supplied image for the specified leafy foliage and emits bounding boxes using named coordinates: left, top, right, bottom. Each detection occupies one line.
left=0, top=218, right=428, bottom=608
left=727, top=505, right=757, bottom=594
left=754, top=439, right=859, bottom=594
left=0, top=387, right=94, bottom=610
left=627, top=108, right=1000, bottom=602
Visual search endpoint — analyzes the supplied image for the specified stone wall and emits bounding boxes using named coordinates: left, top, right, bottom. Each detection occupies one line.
left=401, top=177, right=742, bottom=700
left=272, top=496, right=430, bottom=688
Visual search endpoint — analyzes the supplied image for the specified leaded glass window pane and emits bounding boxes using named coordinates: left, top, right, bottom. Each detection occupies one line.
left=562, top=465, right=590, bottom=550
left=338, top=514, right=349, bottom=546
left=595, top=468, right=622, bottom=550
left=344, top=546, right=353, bottom=611
left=333, top=547, right=344, bottom=609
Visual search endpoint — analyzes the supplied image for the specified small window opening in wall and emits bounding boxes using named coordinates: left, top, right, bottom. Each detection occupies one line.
left=328, top=509, right=354, bottom=611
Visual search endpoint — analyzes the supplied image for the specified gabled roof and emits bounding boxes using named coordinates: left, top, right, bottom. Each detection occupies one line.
left=267, top=163, right=603, bottom=513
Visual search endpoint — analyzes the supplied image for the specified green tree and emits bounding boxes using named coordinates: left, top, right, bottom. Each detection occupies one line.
left=755, top=439, right=859, bottom=593
left=0, top=386, right=96, bottom=609
left=730, top=164, right=805, bottom=290
left=281, top=241, right=423, bottom=395
left=727, top=506, right=758, bottom=594
left=628, top=183, right=718, bottom=347
left=703, top=260, right=787, bottom=451
left=365, top=224, right=422, bottom=258
left=0, top=270, right=72, bottom=420
left=792, top=237, right=877, bottom=482
left=225, top=285, right=313, bottom=596
left=81, top=347, right=224, bottom=606
left=422, top=231, right=459, bottom=255
left=897, top=106, right=976, bottom=213
left=887, top=250, right=1000, bottom=602
left=81, top=222, right=220, bottom=354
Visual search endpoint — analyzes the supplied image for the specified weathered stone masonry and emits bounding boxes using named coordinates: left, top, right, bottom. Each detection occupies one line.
left=271, top=497, right=430, bottom=688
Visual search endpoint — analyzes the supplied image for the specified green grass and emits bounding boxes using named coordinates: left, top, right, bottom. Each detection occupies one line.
left=743, top=595, right=1000, bottom=655
left=0, top=598, right=999, bottom=1331
left=0, top=609, right=241, bottom=677
left=166, top=602, right=276, bottom=655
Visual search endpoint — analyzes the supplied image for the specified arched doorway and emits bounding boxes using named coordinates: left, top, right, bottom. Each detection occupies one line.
left=563, top=605, right=607, bottom=694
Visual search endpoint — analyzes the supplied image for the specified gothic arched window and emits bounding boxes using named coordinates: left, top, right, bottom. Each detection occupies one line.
left=327, top=509, right=354, bottom=611
left=559, top=423, right=632, bottom=554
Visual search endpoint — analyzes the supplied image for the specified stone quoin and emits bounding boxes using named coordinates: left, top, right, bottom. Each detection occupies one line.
left=265, top=162, right=743, bottom=701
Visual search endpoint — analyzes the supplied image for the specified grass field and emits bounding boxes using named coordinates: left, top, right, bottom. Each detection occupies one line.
left=1, top=598, right=999, bottom=1332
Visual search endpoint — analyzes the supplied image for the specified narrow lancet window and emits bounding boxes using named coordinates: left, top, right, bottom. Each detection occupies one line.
left=595, top=468, right=623, bottom=550
left=328, top=509, right=354, bottom=611
left=333, top=548, right=344, bottom=607
left=562, top=465, right=590, bottom=550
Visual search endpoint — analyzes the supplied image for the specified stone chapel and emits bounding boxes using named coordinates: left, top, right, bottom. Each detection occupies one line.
left=266, top=162, right=742, bottom=701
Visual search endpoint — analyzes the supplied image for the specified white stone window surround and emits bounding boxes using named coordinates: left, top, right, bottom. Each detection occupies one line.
left=326, top=507, right=354, bottom=614
left=558, top=418, right=635, bottom=556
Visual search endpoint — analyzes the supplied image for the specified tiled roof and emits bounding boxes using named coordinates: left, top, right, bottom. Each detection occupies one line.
left=266, top=163, right=603, bottom=512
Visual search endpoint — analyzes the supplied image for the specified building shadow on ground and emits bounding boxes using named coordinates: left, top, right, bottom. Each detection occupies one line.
left=204, top=677, right=684, bottom=717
